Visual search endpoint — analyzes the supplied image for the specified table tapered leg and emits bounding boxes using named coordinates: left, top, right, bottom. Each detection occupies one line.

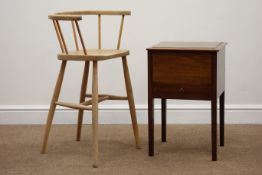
left=220, top=92, right=225, bottom=146
left=76, top=61, right=90, bottom=141
left=148, top=96, right=154, bottom=156
left=211, top=97, right=217, bottom=161
left=41, top=61, right=67, bottom=154
left=92, top=61, right=99, bottom=168
left=161, top=98, right=166, bottom=142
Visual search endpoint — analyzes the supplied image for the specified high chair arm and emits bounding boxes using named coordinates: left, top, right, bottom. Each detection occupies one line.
left=48, top=14, right=82, bottom=21
left=57, top=10, right=131, bottom=16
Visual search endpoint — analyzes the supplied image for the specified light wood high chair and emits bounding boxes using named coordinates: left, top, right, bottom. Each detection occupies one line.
left=41, top=10, right=140, bottom=168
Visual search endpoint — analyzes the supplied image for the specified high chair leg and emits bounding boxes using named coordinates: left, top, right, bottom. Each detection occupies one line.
left=92, top=61, right=99, bottom=168
left=122, top=56, right=141, bottom=149
left=41, top=61, right=67, bottom=154
left=76, top=61, right=90, bottom=141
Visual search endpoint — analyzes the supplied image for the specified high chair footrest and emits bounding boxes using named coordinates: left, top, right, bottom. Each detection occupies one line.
left=56, top=101, right=92, bottom=110
left=81, top=95, right=110, bottom=105
left=85, top=94, right=128, bottom=100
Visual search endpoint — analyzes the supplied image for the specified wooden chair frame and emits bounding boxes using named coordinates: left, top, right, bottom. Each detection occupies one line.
left=41, top=10, right=140, bottom=168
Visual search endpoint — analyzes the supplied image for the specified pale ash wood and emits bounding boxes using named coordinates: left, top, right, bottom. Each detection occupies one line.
left=76, top=61, right=89, bottom=141
left=56, top=20, right=68, bottom=54
left=72, top=21, right=79, bottom=51
left=76, top=91, right=122, bottom=141
left=48, top=14, right=82, bottom=21
left=56, top=95, right=109, bottom=111
left=98, top=15, right=101, bottom=49
left=148, top=42, right=227, bottom=51
left=44, top=10, right=139, bottom=168
left=41, top=61, right=67, bottom=153
left=86, top=94, right=128, bottom=100
left=75, top=21, right=87, bottom=55
left=117, top=15, right=125, bottom=49
left=57, top=10, right=131, bottom=16
left=53, top=20, right=64, bottom=53
left=50, top=10, right=130, bottom=55
left=81, top=95, right=109, bottom=106
left=55, top=101, right=92, bottom=110
left=92, top=61, right=99, bottom=168
left=122, top=56, right=141, bottom=148
left=58, top=49, right=129, bottom=61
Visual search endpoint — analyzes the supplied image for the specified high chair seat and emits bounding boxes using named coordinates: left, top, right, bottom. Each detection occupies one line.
left=58, top=49, right=129, bottom=61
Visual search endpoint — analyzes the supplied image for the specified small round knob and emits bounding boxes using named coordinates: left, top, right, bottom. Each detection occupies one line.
left=179, top=87, right=185, bottom=93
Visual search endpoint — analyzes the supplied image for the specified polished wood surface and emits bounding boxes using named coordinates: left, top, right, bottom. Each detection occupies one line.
left=148, top=42, right=226, bottom=51
left=151, top=51, right=212, bottom=100
left=147, top=41, right=226, bottom=161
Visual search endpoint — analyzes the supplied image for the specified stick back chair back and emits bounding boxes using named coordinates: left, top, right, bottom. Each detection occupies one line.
left=48, top=11, right=130, bottom=57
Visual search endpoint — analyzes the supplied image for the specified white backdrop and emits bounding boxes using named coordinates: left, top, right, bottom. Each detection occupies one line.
left=0, top=0, right=262, bottom=124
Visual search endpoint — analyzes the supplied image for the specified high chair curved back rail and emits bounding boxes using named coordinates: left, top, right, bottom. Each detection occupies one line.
left=41, top=10, right=140, bottom=168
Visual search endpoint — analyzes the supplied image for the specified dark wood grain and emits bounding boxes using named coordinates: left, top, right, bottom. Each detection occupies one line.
left=220, top=92, right=225, bottom=146
left=211, top=98, right=217, bottom=161
left=152, top=51, right=212, bottom=86
left=148, top=52, right=154, bottom=156
left=148, top=42, right=227, bottom=51
left=211, top=54, right=218, bottom=161
left=151, top=51, right=213, bottom=100
left=153, top=83, right=211, bottom=100
left=161, top=99, right=166, bottom=142
left=147, top=42, right=226, bottom=161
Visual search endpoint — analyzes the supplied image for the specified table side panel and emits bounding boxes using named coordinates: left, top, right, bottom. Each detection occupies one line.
left=150, top=51, right=213, bottom=100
